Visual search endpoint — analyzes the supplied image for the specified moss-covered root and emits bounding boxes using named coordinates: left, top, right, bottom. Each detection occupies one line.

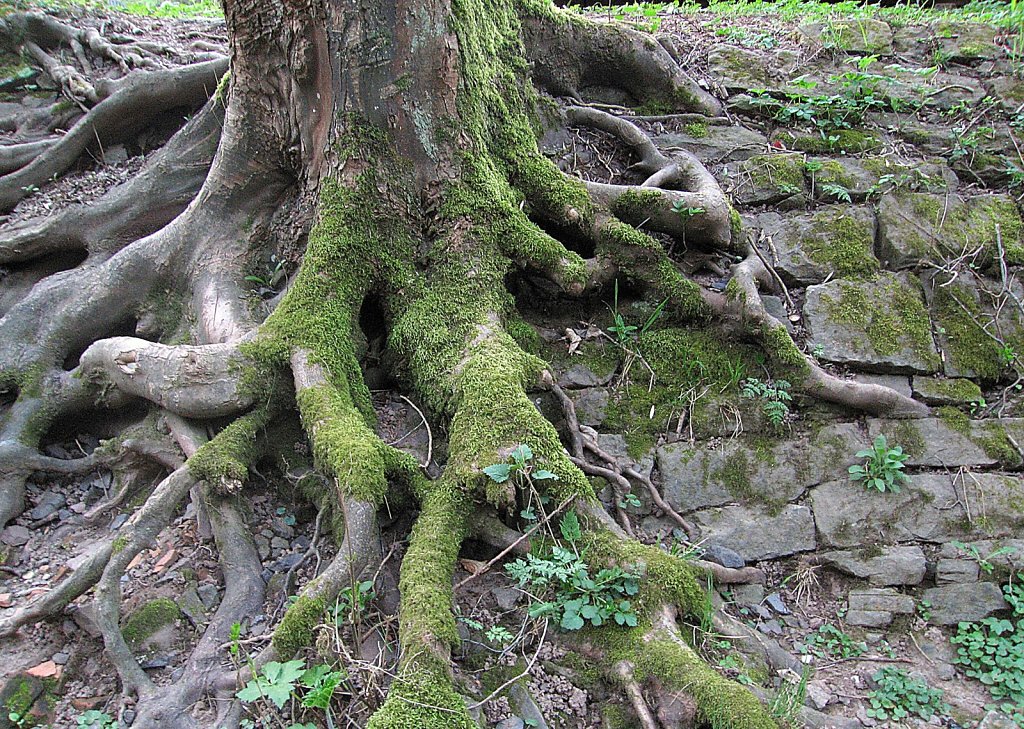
left=563, top=107, right=735, bottom=251
left=272, top=496, right=379, bottom=658
left=724, top=253, right=929, bottom=417
left=366, top=482, right=477, bottom=729
left=187, top=402, right=277, bottom=492
left=592, top=211, right=714, bottom=323
left=517, top=0, right=721, bottom=116
left=612, top=606, right=780, bottom=729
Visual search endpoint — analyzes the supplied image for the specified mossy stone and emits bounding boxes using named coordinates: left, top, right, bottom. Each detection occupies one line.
left=121, top=597, right=181, bottom=648
left=804, top=272, right=940, bottom=374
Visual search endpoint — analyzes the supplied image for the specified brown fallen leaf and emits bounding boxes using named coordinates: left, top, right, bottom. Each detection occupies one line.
left=26, top=660, right=60, bottom=679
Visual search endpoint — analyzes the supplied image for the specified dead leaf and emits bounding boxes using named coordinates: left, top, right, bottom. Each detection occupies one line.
left=26, top=660, right=60, bottom=679
left=564, top=328, right=582, bottom=355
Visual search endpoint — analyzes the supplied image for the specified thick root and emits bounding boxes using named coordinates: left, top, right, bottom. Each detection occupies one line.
left=0, top=58, right=226, bottom=212
left=519, top=3, right=720, bottom=116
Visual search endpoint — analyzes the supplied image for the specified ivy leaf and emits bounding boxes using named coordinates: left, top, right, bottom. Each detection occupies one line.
left=483, top=464, right=511, bottom=483
left=511, top=444, right=533, bottom=464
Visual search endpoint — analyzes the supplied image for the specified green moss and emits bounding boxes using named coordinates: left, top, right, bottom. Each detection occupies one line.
left=915, top=377, right=983, bottom=404
left=601, top=631, right=778, bottom=729
left=973, top=422, right=1023, bottom=467
left=613, top=189, right=664, bottom=221
left=906, top=194, right=1024, bottom=267
left=892, top=420, right=926, bottom=458
left=746, top=153, right=805, bottom=192
left=937, top=405, right=971, bottom=435
left=589, top=531, right=707, bottom=618
left=814, top=159, right=855, bottom=189
left=601, top=328, right=761, bottom=458
left=505, top=315, right=540, bottom=355
left=188, top=406, right=275, bottom=487
left=711, top=451, right=754, bottom=501
left=111, top=535, right=129, bottom=553
left=684, top=121, right=710, bottom=138
left=367, top=483, right=477, bottom=729
left=760, top=323, right=811, bottom=378
left=777, top=129, right=882, bottom=154
left=273, top=593, right=326, bottom=658
left=931, top=283, right=1006, bottom=380
left=730, top=207, right=743, bottom=240
left=801, top=208, right=879, bottom=279
left=121, top=598, right=180, bottom=647
left=821, top=277, right=939, bottom=369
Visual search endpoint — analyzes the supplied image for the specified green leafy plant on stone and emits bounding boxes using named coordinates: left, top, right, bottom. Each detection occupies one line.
left=866, top=667, right=949, bottom=722
left=951, top=574, right=1024, bottom=726
left=76, top=712, right=116, bottom=729
left=848, top=434, right=910, bottom=493
left=740, top=377, right=792, bottom=430
left=950, top=541, right=1018, bottom=575
left=799, top=623, right=866, bottom=659
left=505, top=512, right=639, bottom=630
left=819, top=182, right=852, bottom=203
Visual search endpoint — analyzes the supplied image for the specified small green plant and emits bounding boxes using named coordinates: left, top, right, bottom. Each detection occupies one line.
left=505, top=513, right=639, bottom=630
left=76, top=712, right=117, bottom=729
left=917, top=599, right=932, bottom=623
left=866, top=667, right=949, bottom=722
left=740, top=377, right=792, bottom=430
left=717, top=653, right=754, bottom=685
left=485, top=625, right=515, bottom=645
left=848, top=434, right=910, bottom=493
left=819, top=182, right=852, bottom=202
left=950, top=541, right=1018, bottom=575
left=618, top=491, right=642, bottom=509
left=237, top=660, right=308, bottom=709
left=951, top=575, right=1024, bottom=726
left=8, top=712, right=29, bottom=729
left=483, top=443, right=558, bottom=487
left=605, top=280, right=667, bottom=346
left=245, top=254, right=289, bottom=294
left=237, top=659, right=346, bottom=728
left=799, top=623, right=866, bottom=659
left=331, top=579, right=375, bottom=624
left=769, top=668, right=809, bottom=727
left=671, top=201, right=705, bottom=221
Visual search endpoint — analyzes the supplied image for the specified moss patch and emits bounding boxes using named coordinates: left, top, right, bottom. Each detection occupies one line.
left=601, top=327, right=762, bottom=457
left=820, top=276, right=939, bottom=369
left=121, top=598, right=180, bottom=648
left=801, top=208, right=879, bottom=279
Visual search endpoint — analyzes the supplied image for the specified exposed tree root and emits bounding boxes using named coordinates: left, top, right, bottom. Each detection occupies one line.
left=519, top=3, right=721, bottom=117
left=0, top=58, right=226, bottom=212
left=0, top=98, right=223, bottom=265
left=565, top=106, right=734, bottom=250
left=79, top=337, right=255, bottom=419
